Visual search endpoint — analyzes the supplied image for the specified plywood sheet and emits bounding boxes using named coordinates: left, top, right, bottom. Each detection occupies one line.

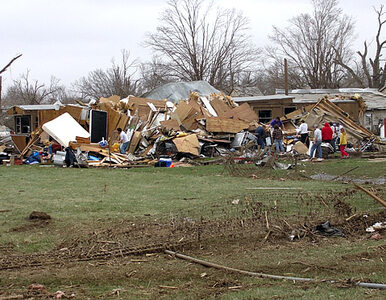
left=99, top=95, right=121, bottom=104
left=222, top=103, right=258, bottom=122
left=160, top=119, right=180, bottom=131
left=206, top=117, right=249, bottom=133
left=128, top=131, right=141, bottom=154
left=172, top=134, right=200, bottom=156
left=172, top=101, right=198, bottom=122
left=210, top=98, right=231, bottom=117
left=293, top=141, right=308, bottom=154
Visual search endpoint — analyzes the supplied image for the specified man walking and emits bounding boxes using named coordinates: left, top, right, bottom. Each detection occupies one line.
left=310, top=124, right=323, bottom=160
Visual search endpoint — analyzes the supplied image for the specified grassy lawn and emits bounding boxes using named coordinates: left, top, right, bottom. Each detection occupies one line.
left=0, top=158, right=385, bottom=299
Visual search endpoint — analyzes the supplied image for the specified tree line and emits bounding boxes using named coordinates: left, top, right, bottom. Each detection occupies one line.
left=1, top=0, right=385, bottom=106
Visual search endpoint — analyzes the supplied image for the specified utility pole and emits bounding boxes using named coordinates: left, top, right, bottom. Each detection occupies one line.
left=284, top=58, right=288, bottom=95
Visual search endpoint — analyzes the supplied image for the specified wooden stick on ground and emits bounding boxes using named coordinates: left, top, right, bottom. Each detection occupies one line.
left=353, top=183, right=386, bottom=208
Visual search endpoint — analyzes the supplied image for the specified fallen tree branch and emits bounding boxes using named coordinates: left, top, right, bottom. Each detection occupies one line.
left=164, top=250, right=386, bottom=289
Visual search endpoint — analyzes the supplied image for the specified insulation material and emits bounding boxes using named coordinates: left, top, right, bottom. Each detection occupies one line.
left=42, top=113, right=90, bottom=147
left=200, top=96, right=218, bottom=117
left=172, top=134, right=200, bottom=156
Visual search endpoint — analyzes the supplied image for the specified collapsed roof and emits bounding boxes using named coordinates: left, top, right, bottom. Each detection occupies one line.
left=282, top=96, right=374, bottom=143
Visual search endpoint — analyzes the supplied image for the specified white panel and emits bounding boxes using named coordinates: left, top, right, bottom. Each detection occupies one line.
left=42, top=113, right=90, bottom=147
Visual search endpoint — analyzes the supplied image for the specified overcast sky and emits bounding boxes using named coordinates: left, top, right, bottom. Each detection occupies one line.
left=1, top=0, right=384, bottom=91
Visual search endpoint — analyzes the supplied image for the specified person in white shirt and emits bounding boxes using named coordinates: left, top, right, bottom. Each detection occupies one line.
left=117, top=128, right=129, bottom=154
left=309, top=124, right=322, bottom=159
left=297, top=120, right=309, bottom=147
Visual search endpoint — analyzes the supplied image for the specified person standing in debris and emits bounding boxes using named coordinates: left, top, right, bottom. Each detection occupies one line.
left=272, top=124, right=285, bottom=154
left=322, top=122, right=333, bottom=142
left=117, top=128, right=129, bottom=154
left=321, top=122, right=333, bottom=149
left=297, top=120, right=309, bottom=147
left=254, top=125, right=266, bottom=150
left=330, top=122, right=338, bottom=151
left=309, top=124, right=322, bottom=160
left=270, top=117, right=285, bottom=130
left=339, top=128, right=349, bottom=159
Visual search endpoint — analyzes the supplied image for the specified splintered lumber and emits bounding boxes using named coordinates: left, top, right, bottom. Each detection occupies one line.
left=69, top=142, right=109, bottom=156
left=206, top=117, right=249, bottom=133
left=20, top=128, right=43, bottom=157
left=353, top=183, right=386, bottom=208
left=222, top=103, right=258, bottom=122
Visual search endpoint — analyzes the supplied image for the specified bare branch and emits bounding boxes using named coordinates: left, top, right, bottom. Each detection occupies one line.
left=0, top=54, right=22, bottom=74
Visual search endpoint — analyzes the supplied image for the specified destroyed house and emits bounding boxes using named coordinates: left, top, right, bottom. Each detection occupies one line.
left=232, top=95, right=296, bottom=123
left=233, top=90, right=368, bottom=125
left=7, top=103, right=87, bottom=134
left=276, top=88, right=386, bottom=131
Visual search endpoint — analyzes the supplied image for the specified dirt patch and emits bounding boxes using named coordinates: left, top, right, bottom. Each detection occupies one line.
left=29, top=211, right=51, bottom=220
left=11, top=220, right=51, bottom=232
left=341, top=244, right=386, bottom=261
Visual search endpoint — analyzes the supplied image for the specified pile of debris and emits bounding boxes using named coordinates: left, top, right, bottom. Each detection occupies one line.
left=3, top=92, right=264, bottom=168
left=281, top=96, right=378, bottom=152
left=2, top=91, right=380, bottom=168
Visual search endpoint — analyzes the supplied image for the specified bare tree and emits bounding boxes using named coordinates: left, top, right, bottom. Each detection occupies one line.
left=144, top=0, right=257, bottom=92
left=74, top=50, right=141, bottom=100
left=3, top=71, right=66, bottom=106
left=139, top=57, right=174, bottom=93
left=268, top=0, right=355, bottom=89
left=336, top=5, right=386, bottom=88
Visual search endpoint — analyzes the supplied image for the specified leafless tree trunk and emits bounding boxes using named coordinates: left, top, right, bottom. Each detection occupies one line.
left=144, top=0, right=258, bottom=92
left=74, top=50, right=141, bottom=100
left=336, top=5, right=386, bottom=88
left=0, top=54, right=22, bottom=114
left=268, top=0, right=355, bottom=89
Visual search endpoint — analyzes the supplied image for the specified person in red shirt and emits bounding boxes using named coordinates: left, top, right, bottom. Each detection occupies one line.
left=321, top=122, right=334, bottom=151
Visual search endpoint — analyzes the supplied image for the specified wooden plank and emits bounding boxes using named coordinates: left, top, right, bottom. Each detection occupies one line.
left=76, top=136, right=90, bottom=144
left=206, top=117, right=249, bottom=133
left=127, top=131, right=142, bottom=154
left=353, top=183, right=386, bottom=208
left=222, top=103, right=258, bottom=122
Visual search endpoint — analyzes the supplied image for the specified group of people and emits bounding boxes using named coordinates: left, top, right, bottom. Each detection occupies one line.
left=309, top=122, right=349, bottom=160
left=254, top=117, right=350, bottom=160
left=254, top=117, right=286, bottom=155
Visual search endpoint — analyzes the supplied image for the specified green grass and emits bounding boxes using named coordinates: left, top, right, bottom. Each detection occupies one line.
left=0, top=159, right=385, bottom=299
